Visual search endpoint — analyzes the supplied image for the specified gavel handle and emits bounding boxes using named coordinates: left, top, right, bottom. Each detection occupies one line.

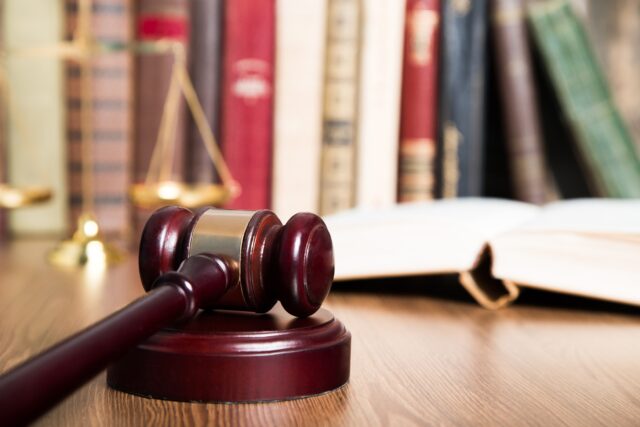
left=0, top=254, right=232, bottom=426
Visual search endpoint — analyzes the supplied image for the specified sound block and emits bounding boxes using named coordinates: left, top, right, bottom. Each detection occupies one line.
left=107, top=305, right=351, bottom=403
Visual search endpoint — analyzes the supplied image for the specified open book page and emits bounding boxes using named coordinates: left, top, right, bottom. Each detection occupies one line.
left=506, top=199, right=640, bottom=238
left=490, top=199, right=640, bottom=305
left=324, top=198, right=540, bottom=281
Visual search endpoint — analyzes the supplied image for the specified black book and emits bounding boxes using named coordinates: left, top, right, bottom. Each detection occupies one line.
left=186, top=0, right=224, bottom=184
left=437, top=0, right=488, bottom=197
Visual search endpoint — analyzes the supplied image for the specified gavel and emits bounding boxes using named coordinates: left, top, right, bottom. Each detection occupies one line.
left=0, top=207, right=335, bottom=425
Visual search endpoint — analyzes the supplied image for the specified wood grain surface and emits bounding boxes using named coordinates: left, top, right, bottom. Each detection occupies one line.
left=1, top=240, right=640, bottom=426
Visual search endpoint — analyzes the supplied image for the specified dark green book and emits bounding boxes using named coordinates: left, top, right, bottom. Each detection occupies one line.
left=527, top=0, right=640, bottom=198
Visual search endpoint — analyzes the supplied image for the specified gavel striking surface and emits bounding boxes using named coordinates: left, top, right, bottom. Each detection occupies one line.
left=107, top=305, right=351, bottom=402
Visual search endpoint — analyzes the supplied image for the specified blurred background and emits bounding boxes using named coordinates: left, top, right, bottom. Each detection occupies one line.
left=0, top=0, right=638, bottom=247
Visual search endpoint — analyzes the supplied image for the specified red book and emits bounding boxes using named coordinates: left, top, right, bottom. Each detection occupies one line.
left=397, top=0, right=440, bottom=202
left=221, top=0, right=275, bottom=210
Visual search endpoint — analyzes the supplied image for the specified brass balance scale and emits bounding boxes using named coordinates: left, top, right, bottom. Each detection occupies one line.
left=1, top=0, right=238, bottom=266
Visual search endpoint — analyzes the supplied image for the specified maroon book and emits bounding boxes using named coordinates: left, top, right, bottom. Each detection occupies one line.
left=134, top=0, right=189, bottom=182
left=398, top=0, right=440, bottom=202
left=133, top=0, right=189, bottom=239
left=221, top=0, right=275, bottom=210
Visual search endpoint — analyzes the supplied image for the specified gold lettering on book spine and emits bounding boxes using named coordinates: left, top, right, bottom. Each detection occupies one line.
left=492, top=5, right=524, bottom=25
left=442, top=122, right=461, bottom=198
left=398, top=139, right=435, bottom=202
left=452, top=0, right=471, bottom=14
left=409, top=5, right=439, bottom=65
left=319, top=0, right=361, bottom=215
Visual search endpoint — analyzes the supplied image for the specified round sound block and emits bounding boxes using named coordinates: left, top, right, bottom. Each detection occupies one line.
left=107, top=305, right=351, bottom=403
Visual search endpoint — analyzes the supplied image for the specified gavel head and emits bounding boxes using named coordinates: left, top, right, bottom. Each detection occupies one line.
left=139, top=206, right=335, bottom=317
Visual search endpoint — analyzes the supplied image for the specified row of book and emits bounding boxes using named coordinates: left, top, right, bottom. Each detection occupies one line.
left=1, top=0, right=639, bottom=242
left=287, top=0, right=640, bottom=221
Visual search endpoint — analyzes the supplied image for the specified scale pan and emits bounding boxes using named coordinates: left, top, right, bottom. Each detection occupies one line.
left=130, top=181, right=235, bottom=209
left=0, top=184, right=52, bottom=209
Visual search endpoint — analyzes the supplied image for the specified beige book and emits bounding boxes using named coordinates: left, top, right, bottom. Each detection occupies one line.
left=356, top=0, right=405, bottom=208
left=272, top=0, right=327, bottom=221
left=318, top=0, right=362, bottom=216
left=3, top=0, right=67, bottom=235
left=324, top=198, right=640, bottom=309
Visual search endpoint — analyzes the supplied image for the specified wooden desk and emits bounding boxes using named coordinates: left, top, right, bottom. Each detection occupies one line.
left=1, top=239, right=640, bottom=426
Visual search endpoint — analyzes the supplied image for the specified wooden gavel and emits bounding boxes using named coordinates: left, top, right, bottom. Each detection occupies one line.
left=0, top=207, right=335, bottom=425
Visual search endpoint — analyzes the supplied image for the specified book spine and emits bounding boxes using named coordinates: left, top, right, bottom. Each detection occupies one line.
left=221, top=0, right=275, bottom=210
left=398, top=0, right=440, bottom=202
left=4, top=0, right=68, bottom=235
left=531, top=39, right=593, bottom=198
left=438, top=0, right=488, bottom=198
left=490, top=0, right=547, bottom=204
left=319, top=0, right=362, bottom=215
left=65, top=0, right=133, bottom=237
left=186, top=0, right=223, bottom=184
left=133, top=0, right=189, bottom=237
left=356, top=0, right=405, bottom=209
left=527, top=0, right=640, bottom=198
left=271, top=0, right=327, bottom=220
left=585, top=0, right=640, bottom=154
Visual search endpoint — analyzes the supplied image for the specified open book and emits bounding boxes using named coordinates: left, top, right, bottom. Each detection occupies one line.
left=323, top=198, right=640, bottom=309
